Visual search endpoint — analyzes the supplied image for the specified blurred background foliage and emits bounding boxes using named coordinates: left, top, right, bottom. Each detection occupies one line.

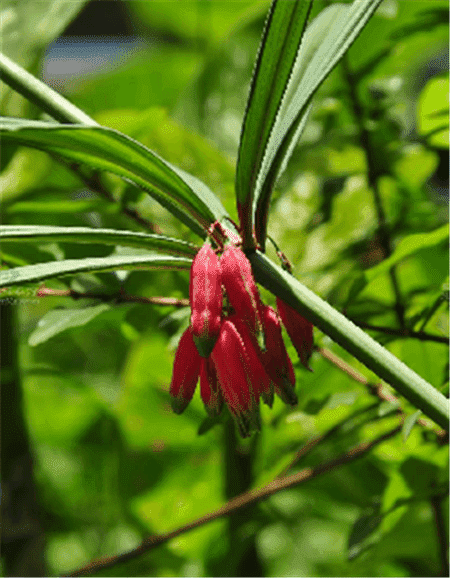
left=0, top=1, right=448, bottom=577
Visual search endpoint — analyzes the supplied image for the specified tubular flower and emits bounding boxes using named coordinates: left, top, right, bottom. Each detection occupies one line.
left=169, top=327, right=202, bottom=414
left=189, top=242, right=223, bottom=357
left=211, top=319, right=261, bottom=437
left=228, top=314, right=274, bottom=408
left=259, top=305, right=298, bottom=406
left=200, top=357, right=223, bottom=417
left=276, top=297, right=314, bottom=369
left=219, top=244, right=265, bottom=349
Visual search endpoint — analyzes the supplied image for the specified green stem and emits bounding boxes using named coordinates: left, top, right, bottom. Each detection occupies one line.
left=430, top=490, right=449, bottom=576
left=222, top=419, right=263, bottom=578
left=1, top=305, right=47, bottom=576
left=0, top=52, right=96, bottom=125
left=250, top=251, right=449, bottom=429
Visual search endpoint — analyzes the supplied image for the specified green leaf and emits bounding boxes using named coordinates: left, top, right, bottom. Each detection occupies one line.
left=402, top=410, right=422, bottom=442
left=0, top=254, right=192, bottom=288
left=252, top=0, right=383, bottom=248
left=417, top=74, right=449, bottom=148
left=6, top=199, right=109, bottom=215
left=28, top=304, right=111, bottom=346
left=0, top=118, right=229, bottom=236
left=347, top=508, right=382, bottom=560
left=0, top=225, right=199, bottom=256
left=348, top=224, right=449, bottom=302
left=400, top=457, right=440, bottom=494
left=235, top=0, right=313, bottom=246
left=250, top=251, right=449, bottom=429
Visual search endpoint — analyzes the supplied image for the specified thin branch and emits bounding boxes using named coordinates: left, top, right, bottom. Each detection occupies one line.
left=36, top=286, right=189, bottom=307
left=318, top=347, right=448, bottom=441
left=430, top=489, right=449, bottom=576
left=276, top=401, right=380, bottom=477
left=350, top=320, right=448, bottom=345
left=66, top=425, right=402, bottom=577
left=342, top=55, right=406, bottom=329
left=70, top=164, right=162, bottom=234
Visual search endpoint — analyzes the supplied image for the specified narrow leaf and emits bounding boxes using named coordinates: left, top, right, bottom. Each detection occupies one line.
left=0, top=255, right=192, bottom=288
left=29, top=304, right=110, bottom=346
left=0, top=225, right=199, bottom=256
left=402, top=410, right=422, bottom=442
left=0, top=118, right=229, bottom=237
left=235, top=0, right=313, bottom=246
left=253, top=0, right=383, bottom=248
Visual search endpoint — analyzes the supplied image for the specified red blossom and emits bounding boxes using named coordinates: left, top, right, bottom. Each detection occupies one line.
left=259, top=305, right=298, bottom=406
left=228, top=314, right=274, bottom=408
left=211, top=319, right=261, bottom=437
left=276, top=297, right=314, bottom=369
left=169, top=327, right=201, bottom=414
left=189, top=242, right=223, bottom=357
left=220, top=244, right=265, bottom=348
left=200, top=357, right=223, bottom=417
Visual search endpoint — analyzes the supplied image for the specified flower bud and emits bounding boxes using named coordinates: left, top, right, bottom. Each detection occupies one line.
left=276, top=297, right=314, bottom=369
left=220, top=245, right=265, bottom=349
left=259, top=305, right=297, bottom=406
left=228, top=314, right=274, bottom=407
left=190, top=242, right=223, bottom=357
left=211, top=319, right=260, bottom=437
left=169, top=327, right=201, bottom=414
left=200, top=357, right=223, bottom=417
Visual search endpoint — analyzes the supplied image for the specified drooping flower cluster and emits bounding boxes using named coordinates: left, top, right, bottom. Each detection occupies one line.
left=169, top=233, right=314, bottom=437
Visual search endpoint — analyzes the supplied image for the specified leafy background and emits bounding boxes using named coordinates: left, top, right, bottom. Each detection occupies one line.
left=1, top=1, right=448, bottom=577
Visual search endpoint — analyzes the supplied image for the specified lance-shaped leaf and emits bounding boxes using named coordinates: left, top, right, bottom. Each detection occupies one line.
left=235, top=0, right=313, bottom=247
left=252, top=0, right=383, bottom=248
left=249, top=251, right=449, bottom=430
left=0, top=254, right=192, bottom=288
left=0, top=118, right=229, bottom=237
left=0, top=225, right=199, bottom=256
left=347, top=224, right=449, bottom=303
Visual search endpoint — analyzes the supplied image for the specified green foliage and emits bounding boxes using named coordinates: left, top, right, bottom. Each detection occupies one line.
left=1, top=1, right=448, bottom=577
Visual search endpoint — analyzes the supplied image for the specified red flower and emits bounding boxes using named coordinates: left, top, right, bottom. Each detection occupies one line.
left=228, top=314, right=274, bottom=407
left=259, top=305, right=298, bottom=405
left=169, top=327, right=201, bottom=414
left=189, top=242, right=223, bottom=357
left=200, top=357, right=222, bottom=417
left=276, top=297, right=314, bottom=369
left=211, top=319, right=261, bottom=437
left=220, top=244, right=265, bottom=348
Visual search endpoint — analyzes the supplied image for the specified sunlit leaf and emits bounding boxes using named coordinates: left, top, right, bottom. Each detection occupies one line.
left=348, top=224, right=449, bottom=302
left=29, top=304, right=111, bottom=346
left=0, top=254, right=192, bottom=288
left=0, top=225, right=199, bottom=256
left=0, top=118, right=229, bottom=236
left=235, top=0, right=312, bottom=244
left=253, top=0, right=384, bottom=248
